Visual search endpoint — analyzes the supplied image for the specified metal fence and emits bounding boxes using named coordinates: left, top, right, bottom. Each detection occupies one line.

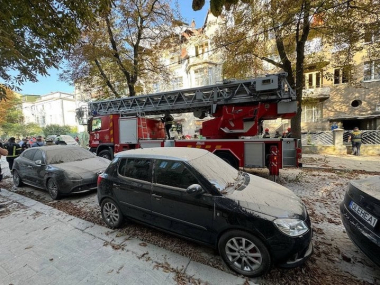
left=301, top=130, right=380, bottom=145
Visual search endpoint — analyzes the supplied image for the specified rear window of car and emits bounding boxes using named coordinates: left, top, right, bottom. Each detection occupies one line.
left=118, top=158, right=151, bottom=182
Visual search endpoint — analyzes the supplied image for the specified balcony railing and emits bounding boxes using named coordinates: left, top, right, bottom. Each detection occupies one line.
left=302, top=86, right=330, bottom=100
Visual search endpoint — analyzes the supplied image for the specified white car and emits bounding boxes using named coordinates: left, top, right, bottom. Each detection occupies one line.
left=47, top=135, right=78, bottom=145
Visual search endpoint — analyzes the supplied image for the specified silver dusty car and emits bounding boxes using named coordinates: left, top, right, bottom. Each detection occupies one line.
left=13, top=145, right=110, bottom=200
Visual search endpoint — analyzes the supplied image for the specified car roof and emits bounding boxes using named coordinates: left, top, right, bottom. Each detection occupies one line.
left=26, top=145, right=81, bottom=152
left=115, top=147, right=210, bottom=161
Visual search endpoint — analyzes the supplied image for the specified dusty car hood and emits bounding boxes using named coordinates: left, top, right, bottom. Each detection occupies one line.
left=52, top=157, right=110, bottom=177
left=223, top=174, right=305, bottom=219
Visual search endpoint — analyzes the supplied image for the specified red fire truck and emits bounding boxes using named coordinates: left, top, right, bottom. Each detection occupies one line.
left=77, top=73, right=301, bottom=178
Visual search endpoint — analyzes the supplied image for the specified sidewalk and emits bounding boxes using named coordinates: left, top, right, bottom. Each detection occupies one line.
left=0, top=189, right=248, bottom=285
left=301, top=153, right=380, bottom=173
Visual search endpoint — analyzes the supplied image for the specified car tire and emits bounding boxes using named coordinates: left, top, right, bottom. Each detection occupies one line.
left=216, top=152, right=239, bottom=169
left=218, top=230, right=271, bottom=277
left=13, top=170, right=24, bottom=187
left=101, top=198, right=124, bottom=228
left=99, top=150, right=112, bottom=160
left=47, top=177, right=61, bottom=200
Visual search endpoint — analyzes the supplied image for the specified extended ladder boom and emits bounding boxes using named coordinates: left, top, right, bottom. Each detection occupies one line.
left=88, top=73, right=295, bottom=117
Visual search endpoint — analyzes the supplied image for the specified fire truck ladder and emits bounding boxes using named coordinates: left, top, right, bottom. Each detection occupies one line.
left=137, top=110, right=149, bottom=139
left=88, top=73, right=295, bottom=117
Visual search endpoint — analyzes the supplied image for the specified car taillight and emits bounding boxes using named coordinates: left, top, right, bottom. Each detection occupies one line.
left=97, top=174, right=103, bottom=185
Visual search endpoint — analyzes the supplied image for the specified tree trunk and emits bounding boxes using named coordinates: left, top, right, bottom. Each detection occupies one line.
left=292, top=0, right=311, bottom=140
left=94, top=59, right=120, bottom=98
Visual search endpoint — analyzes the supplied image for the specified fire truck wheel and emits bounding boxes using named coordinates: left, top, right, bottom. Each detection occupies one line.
left=216, top=152, right=239, bottom=169
left=99, top=150, right=112, bottom=160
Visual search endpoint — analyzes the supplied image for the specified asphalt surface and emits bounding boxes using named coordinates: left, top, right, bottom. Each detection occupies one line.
left=0, top=153, right=379, bottom=285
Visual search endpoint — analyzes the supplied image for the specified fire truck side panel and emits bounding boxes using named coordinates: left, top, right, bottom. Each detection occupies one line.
left=244, top=142, right=265, bottom=167
left=282, top=139, right=299, bottom=167
left=173, top=139, right=290, bottom=171
left=119, top=118, right=138, bottom=144
left=139, top=140, right=165, bottom=148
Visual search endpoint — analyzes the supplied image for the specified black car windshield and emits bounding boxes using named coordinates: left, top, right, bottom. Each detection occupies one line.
left=45, top=147, right=95, bottom=164
left=188, top=152, right=240, bottom=192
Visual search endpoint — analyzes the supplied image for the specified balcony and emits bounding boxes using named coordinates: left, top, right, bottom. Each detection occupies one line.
left=302, top=86, right=330, bottom=101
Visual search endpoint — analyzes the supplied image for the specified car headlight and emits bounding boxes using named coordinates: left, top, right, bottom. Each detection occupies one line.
left=274, top=218, right=309, bottom=237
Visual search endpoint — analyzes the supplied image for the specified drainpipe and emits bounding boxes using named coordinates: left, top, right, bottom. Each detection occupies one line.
left=61, top=94, right=66, bottom=125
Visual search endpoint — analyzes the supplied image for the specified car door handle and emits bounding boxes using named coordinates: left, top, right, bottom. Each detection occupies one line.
left=152, top=194, right=162, bottom=200
left=27, top=165, right=33, bottom=168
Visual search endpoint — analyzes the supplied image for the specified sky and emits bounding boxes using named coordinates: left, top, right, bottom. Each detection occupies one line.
left=15, top=0, right=210, bottom=96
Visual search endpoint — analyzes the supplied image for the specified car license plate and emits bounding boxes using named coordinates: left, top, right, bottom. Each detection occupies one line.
left=350, top=201, right=378, bottom=227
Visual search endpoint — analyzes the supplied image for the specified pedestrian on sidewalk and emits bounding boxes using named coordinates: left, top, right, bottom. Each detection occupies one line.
left=4, top=137, right=22, bottom=170
left=0, top=143, right=8, bottom=182
left=348, top=127, right=362, bottom=156
left=32, top=136, right=45, bottom=147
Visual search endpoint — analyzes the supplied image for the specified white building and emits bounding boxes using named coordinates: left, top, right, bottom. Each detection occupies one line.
left=22, top=92, right=77, bottom=128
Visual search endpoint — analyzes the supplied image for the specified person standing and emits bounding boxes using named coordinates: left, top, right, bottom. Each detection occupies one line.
left=0, top=143, right=8, bottom=182
left=348, top=127, right=362, bottom=156
left=32, top=136, right=45, bottom=147
left=161, top=112, right=174, bottom=139
left=274, top=131, right=281, bottom=138
left=262, top=128, right=270, bottom=138
left=331, top=122, right=338, bottom=131
left=283, top=127, right=293, bottom=138
left=5, top=137, right=22, bottom=170
left=19, top=138, right=28, bottom=152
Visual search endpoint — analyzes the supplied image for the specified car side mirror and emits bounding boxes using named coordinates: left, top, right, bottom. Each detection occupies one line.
left=186, top=184, right=204, bottom=195
left=35, top=160, right=45, bottom=166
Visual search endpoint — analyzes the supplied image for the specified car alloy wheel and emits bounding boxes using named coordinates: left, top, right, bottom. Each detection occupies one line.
left=13, top=170, right=24, bottom=187
left=218, top=230, right=271, bottom=277
left=101, top=198, right=123, bottom=228
left=47, top=178, right=61, bottom=200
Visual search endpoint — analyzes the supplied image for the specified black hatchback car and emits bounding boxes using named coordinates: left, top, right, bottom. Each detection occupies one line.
left=340, top=176, right=380, bottom=267
left=97, top=148, right=313, bottom=277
